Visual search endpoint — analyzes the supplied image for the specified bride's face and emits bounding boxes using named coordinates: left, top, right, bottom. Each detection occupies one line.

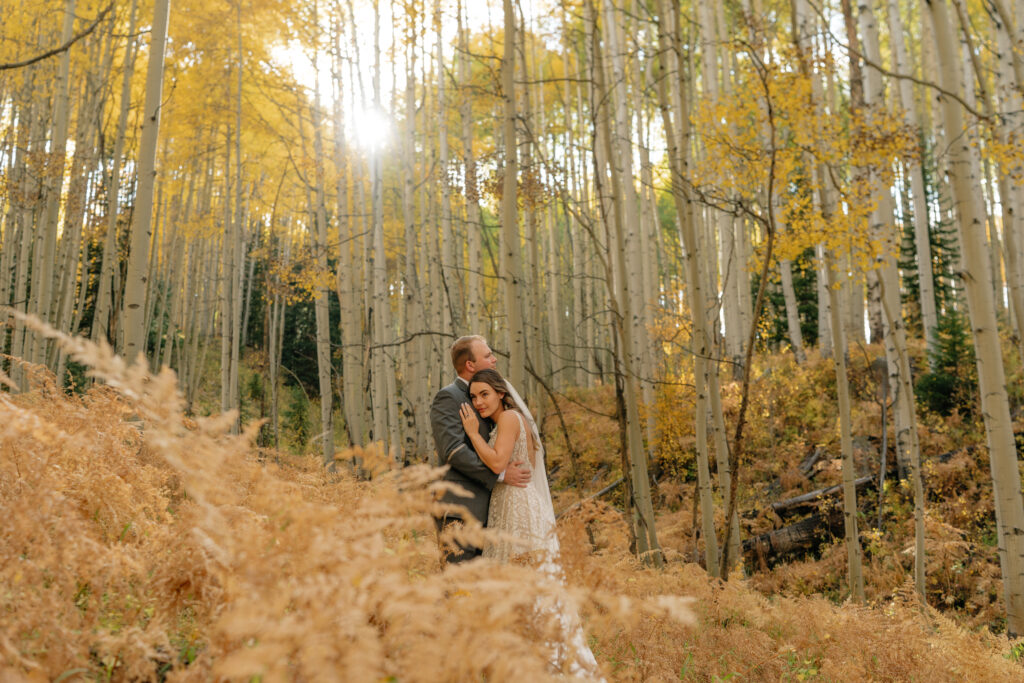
left=469, top=382, right=503, bottom=419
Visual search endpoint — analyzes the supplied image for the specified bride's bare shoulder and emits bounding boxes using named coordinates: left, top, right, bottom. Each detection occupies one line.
left=496, top=410, right=521, bottom=430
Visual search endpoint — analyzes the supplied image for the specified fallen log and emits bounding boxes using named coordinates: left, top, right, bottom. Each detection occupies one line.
left=771, top=475, right=875, bottom=520
left=798, top=446, right=826, bottom=478
left=743, top=508, right=845, bottom=570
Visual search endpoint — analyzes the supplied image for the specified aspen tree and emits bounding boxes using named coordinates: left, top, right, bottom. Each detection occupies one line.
left=579, top=13, right=606, bottom=387
left=545, top=202, right=563, bottom=390
left=53, top=25, right=108, bottom=377
left=219, top=131, right=239, bottom=422
left=370, top=0, right=400, bottom=457
left=779, top=257, right=806, bottom=363
left=458, top=0, right=484, bottom=335
left=311, top=14, right=335, bottom=465
left=400, top=4, right=429, bottom=458
left=520, top=11, right=541, bottom=394
left=332, top=5, right=365, bottom=446
left=625, top=0, right=660, bottom=455
left=122, top=0, right=171, bottom=363
left=268, top=238, right=289, bottom=448
left=698, top=0, right=744, bottom=377
left=654, top=0, right=715, bottom=573
left=92, top=0, right=136, bottom=346
left=926, top=0, right=1024, bottom=636
left=436, top=0, right=461, bottom=332
left=27, top=0, right=77, bottom=368
left=851, top=0, right=929, bottom=595
left=826, top=251, right=867, bottom=602
left=0, top=87, right=30, bottom=329
left=985, top=6, right=1024, bottom=365
left=502, top=0, right=526, bottom=391
left=986, top=0, right=1024, bottom=96
left=602, top=0, right=648, bottom=415
left=883, top=0, right=939, bottom=361
left=948, top=0, right=1002, bottom=316
left=144, top=174, right=166, bottom=367
left=9, top=102, right=46, bottom=385
left=854, top=0, right=910, bottom=483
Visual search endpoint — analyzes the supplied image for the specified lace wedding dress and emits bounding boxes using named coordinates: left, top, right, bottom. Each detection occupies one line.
left=483, top=411, right=557, bottom=564
left=483, top=411, right=603, bottom=679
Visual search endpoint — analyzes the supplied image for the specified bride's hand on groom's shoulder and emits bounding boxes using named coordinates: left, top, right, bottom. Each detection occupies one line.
left=458, top=402, right=478, bottom=433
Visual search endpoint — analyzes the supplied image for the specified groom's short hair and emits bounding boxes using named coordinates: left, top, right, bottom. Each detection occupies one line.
left=451, top=335, right=486, bottom=371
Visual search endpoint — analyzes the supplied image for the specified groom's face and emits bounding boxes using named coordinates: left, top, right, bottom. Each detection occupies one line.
left=468, top=340, right=498, bottom=373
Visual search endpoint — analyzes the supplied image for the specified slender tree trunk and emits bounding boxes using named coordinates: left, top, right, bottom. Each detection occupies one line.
left=885, top=0, right=939, bottom=361
left=91, top=1, right=136, bottom=345
left=122, top=0, right=170, bottom=363
left=826, top=252, right=867, bottom=603
left=878, top=276, right=927, bottom=599
left=399, top=12, right=429, bottom=459
left=654, top=0, right=715, bottom=572
left=332, top=16, right=364, bottom=447
left=926, top=0, right=1024, bottom=637
left=27, top=0, right=77, bottom=367
left=988, top=6, right=1024, bottom=365
left=309, top=6, right=335, bottom=464
left=436, top=0, right=461, bottom=332
left=458, top=0, right=484, bottom=335
left=502, top=0, right=526, bottom=390
left=779, top=257, right=806, bottom=363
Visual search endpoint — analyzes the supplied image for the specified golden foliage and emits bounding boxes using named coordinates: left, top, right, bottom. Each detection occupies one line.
left=692, top=47, right=917, bottom=272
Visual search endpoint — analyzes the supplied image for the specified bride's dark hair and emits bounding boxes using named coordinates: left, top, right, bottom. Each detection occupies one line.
left=469, top=369, right=516, bottom=410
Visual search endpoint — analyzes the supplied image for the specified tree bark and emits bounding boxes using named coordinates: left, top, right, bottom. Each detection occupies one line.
left=27, top=0, right=77, bottom=367
left=311, top=48, right=335, bottom=465
left=654, top=0, right=714, bottom=573
left=826, top=252, right=867, bottom=602
left=502, top=0, right=526, bottom=391
left=779, top=257, right=806, bottom=363
left=122, top=0, right=170, bottom=363
left=925, top=0, right=1024, bottom=636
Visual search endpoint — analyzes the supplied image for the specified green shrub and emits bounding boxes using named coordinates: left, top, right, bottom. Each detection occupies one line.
left=916, top=309, right=977, bottom=417
left=282, top=384, right=310, bottom=452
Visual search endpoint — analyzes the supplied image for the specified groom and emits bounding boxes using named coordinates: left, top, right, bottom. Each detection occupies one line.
left=431, top=335, right=532, bottom=564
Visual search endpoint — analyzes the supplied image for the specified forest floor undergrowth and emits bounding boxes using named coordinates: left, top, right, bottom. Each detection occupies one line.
left=3, top=334, right=1024, bottom=680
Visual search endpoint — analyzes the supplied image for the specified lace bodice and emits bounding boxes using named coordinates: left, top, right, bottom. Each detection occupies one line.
left=482, top=411, right=557, bottom=564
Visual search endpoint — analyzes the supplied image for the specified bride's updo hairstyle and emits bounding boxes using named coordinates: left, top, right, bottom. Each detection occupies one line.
left=469, top=369, right=516, bottom=410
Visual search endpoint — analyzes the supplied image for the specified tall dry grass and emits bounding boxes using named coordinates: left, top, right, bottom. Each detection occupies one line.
left=1, top=319, right=690, bottom=681
left=1, top=319, right=1020, bottom=681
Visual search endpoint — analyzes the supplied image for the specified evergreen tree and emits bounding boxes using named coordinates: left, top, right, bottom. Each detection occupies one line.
left=754, top=248, right=819, bottom=350
left=915, top=309, right=978, bottom=417
left=900, top=139, right=959, bottom=322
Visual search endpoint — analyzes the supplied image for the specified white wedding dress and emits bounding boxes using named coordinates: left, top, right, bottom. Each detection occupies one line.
left=483, top=411, right=602, bottom=679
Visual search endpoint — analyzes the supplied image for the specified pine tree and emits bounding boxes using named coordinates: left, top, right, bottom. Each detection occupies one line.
left=915, top=309, right=978, bottom=417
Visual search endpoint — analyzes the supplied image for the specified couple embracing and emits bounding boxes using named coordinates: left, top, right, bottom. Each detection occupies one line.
left=430, top=335, right=553, bottom=565
left=430, top=335, right=602, bottom=677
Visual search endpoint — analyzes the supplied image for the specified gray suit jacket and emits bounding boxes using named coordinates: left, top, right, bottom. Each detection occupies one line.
left=430, top=378, right=498, bottom=525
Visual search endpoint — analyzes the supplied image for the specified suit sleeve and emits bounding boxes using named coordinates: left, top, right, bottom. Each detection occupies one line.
left=430, top=389, right=499, bottom=491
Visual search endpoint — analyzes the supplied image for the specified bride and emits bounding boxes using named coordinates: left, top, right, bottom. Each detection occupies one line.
left=459, top=368, right=602, bottom=677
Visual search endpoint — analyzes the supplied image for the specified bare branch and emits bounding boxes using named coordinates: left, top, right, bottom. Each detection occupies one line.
left=0, top=3, right=114, bottom=72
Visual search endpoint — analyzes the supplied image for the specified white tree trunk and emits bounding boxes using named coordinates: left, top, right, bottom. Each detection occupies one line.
left=779, top=258, right=806, bottom=363
left=655, top=0, right=717, bottom=573
left=826, top=253, right=867, bottom=602
left=122, top=0, right=170, bottom=363
left=926, top=0, right=1024, bottom=637
left=502, top=0, right=526, bottom=390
